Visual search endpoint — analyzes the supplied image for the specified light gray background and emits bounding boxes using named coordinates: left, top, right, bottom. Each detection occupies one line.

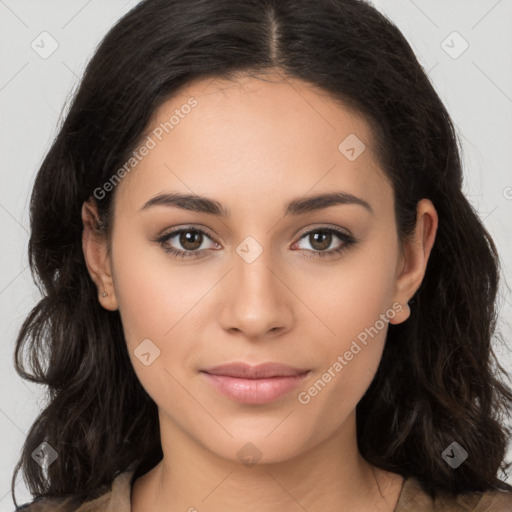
left=1, top=0, right=511, bottom=509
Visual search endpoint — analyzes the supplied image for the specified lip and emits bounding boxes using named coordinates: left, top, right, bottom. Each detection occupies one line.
left=201, top=362, right=310, bottom=378
left=200, top=362, right=311, bottom=404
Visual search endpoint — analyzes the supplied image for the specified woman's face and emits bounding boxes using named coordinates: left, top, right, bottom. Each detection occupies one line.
left=84, top=72, right=435, bottom=465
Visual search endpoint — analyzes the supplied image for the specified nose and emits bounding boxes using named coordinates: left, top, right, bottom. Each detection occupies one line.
left=218, top=243, right=294, bottom=340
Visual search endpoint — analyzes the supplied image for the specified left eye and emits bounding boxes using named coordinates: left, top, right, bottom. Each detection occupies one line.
left=297, top=228, right=356, bottom=257
left=294, top=228, right=351, bottom=253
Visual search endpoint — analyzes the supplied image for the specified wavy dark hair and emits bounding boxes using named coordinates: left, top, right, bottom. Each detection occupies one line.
left=12, top=0, right=512, bottom=508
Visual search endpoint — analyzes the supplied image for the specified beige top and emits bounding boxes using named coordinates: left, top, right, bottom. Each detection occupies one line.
left=17, top=468, right=512, bottom=511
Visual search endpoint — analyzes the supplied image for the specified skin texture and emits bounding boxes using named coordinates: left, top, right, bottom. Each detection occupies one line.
left=81, top=71, right=438, bottom=512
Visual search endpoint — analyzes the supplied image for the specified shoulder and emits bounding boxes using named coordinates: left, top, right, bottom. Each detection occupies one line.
left=14, top=496, right=81, bottom=512
left=396, top=476, right=512, bottom=512
left=14, top=496, right=107, bottom=512
left=14, top=467, right=136, bottom=512
left=445, top=487, right=512, bottom=512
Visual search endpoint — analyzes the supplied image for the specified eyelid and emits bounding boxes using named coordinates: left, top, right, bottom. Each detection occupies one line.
left=158, top=225, right=219, bottom=247
left=158, top=223, right=217, bottom=239
left=294, top=223, right=352, bottom=239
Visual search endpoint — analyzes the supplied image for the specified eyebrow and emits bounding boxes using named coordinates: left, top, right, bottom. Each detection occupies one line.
left=140, top=191, right=374, bottom=216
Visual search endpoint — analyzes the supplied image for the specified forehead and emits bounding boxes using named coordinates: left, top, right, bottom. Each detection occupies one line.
left=150, top=71, right=375, bottom=149
left=113, top=72, right=392, bottom=218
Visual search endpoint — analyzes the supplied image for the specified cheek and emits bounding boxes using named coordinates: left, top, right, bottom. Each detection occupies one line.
left=294, top=235, right=398, bottom=411
left=110, top=227, right=222, bottom=391
left=110, top=226, right=202, bottom=338
left=295, top=297, right=391, bottom=436
left=110, top=240, right=203, bottom=401
left=298, top=234, right=399, bottom=343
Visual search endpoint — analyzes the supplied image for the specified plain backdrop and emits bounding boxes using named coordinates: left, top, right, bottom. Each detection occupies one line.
left=1, top=0, right=511, bottom=510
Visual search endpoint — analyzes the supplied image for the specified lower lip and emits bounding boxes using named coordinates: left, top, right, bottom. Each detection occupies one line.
left=201, top=371, right=310, bottom=405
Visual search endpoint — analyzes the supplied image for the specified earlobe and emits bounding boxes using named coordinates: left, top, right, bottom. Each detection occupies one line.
left=388, top=301, right=411, bottom=325
left=389, top=198, right=438, bottom=325
left=81, top=199, right=119, bottom=311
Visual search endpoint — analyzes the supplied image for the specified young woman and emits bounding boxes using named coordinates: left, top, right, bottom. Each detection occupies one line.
left=12, top=0, right=512, bottom=510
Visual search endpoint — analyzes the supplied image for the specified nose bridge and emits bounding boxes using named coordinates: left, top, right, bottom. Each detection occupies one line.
left=236, top=238, right=276, bottom=300
left=219, top=233, right=292, bottom=337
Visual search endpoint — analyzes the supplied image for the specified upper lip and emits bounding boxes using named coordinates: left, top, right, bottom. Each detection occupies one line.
left=201, top=362, right=310, bottom=379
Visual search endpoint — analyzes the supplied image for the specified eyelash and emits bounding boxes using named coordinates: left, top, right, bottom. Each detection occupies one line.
left=154, top=226, right=356, bottom=260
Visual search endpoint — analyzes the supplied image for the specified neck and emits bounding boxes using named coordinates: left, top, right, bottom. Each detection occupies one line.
left=131, top=409, right=403, bottom=512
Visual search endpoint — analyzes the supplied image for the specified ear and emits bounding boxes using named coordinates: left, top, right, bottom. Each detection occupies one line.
left=81, top=198, right=119, bottom=311
left=389, top=198, right=438, bottom=325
